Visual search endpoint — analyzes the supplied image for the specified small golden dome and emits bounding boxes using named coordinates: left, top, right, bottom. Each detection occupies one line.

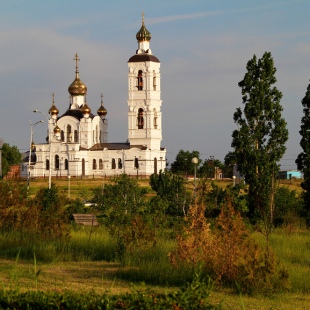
left=81, top=102, right=91, bottom=114
left=136, top=12, right=151, bottom=42
left=53, top=125, right=61, bottom=134
left=97, top=94, right=107, bottom=117
left=48, top=93, right=59, bottom=115
left=68, top=53, right=87, bottom=96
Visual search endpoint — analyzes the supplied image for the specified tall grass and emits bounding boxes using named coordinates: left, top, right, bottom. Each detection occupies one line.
left=269, top=229, right=310, bottom=293
left=0, top=226, right=309, bottom=293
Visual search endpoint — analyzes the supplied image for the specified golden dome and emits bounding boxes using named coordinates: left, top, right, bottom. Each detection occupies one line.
left=53, top=125, right=61, bottom=135
left=48, top=93, right=59, bottom=115
left=68, top=53, right=87, bottom=96
left=81, top=102, right=91, bottom=114
left=97, top=94, right=107, bottom=117
left=136, top=12, right=151, bottom=42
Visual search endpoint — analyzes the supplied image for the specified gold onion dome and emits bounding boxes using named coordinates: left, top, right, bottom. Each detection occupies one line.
left=53, top=125, right=61, bottom=135
left=81, top=102, right=91, bottom=114
left=97, top=94, right=107, bottom=117
left=68, top=53, right=87, bottom=96
left=136, top=13, right=151, bottom=42
left=48, top=94, right=59, bottom=116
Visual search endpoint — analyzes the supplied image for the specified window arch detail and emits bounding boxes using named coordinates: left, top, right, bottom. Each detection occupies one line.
left=137, top=108, right=144, bottom=129
left=137, top=70, right=143, bottom=90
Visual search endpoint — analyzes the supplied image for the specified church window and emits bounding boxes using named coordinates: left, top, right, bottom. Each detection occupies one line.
left=74, top=130, right=78, bottom=143
left=46, top=159, right=50, bottom=170
left=154, top=157, right=157, bottom=174
left=96, top=125, right=99, bottom=142
left=118, top=158, right=122, bottom=169
left=134, top=157, right=139, bottom=169
left=65, top=159, right=68, bottom=170
left=67, top=125, right=72, bottom=142
left=153, top=109, right=158, bottom=129
left=93, top=159, right=97, bottom=170
left=137, top=70, right=143, bottom=90
left=112, top=158, right=116, bottom=169
left=137, top=108, right=144, bottom=129
left=61, top=130, right=65, bottom=142
left=153, top=72, right=156, bottom=91
left=99, top=159, right=103, bottom=170
left=55, top=155, right=60, bottom=170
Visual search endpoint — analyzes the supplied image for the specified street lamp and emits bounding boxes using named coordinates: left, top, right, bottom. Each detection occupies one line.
left=68, top=175, right=71, bottom=199
left=191, top=157, right=198, bottom=195
left=28, top=120, right=44, bottom=190
left=33, top=109, right=52, bottom=189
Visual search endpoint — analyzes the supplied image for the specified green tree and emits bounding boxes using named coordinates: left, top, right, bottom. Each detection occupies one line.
left=150, top=170, right=189, bottom=216
left=223, top=151, right=237, bottom=176
left=170, top=150, right=201, bottom=176
left=295, top=82, right=310, bottom=226
left=199, top=158, right=224, bottom=178
left=231, top=52, right=288, bottom=222
left=0, top=143, right=22, bottom=177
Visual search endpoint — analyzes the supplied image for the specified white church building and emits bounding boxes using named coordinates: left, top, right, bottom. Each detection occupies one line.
left=21, top=16, right=166, bottom=179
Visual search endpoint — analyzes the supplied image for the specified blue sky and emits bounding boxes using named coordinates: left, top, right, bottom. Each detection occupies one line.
left=0, top=0, right=309, bottom=169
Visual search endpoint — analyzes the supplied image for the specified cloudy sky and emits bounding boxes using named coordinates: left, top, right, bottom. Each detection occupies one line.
left=0, top=0, right=309, bottom=169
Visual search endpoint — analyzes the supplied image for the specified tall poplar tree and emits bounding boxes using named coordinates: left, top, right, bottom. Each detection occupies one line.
left=231, top=52, right=288, bottom=222
left=295, top=83, right=310, bottom=226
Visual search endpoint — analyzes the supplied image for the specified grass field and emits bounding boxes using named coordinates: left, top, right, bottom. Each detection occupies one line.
left=1, top=177, right=308, bottom=309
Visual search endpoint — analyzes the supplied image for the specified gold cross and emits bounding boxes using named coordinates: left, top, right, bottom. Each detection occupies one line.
left=74, top=53, right=80, bottom=72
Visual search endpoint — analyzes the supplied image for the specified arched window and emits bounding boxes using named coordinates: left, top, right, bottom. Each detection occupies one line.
left=153, top=108, right=158, bottom=129
left=118, top=158, right=122, bottom=169
left=153, top=72, right=156, bottom=91
left=137, top=70, right=143, bottom=90
left=65, top=159, right=68, bottom=170
left=74, top=130, right=78, bottom=143
left=55, top=155, right=60, bottom=170
left=99, top=159, right=103, bottom=170
left=137, top=108, right=144, bottom=129
left=134, top=157, right=139, bottom=169
left=96, top=125, right=99, bottom=142
left=61, top=130, right=65, bottom=142
left=67, top=125, right=72, bottom=142
left=154, top=157, right=157, bottom=174
left=112, top=158, right=116, bottom=169
left=46, top=159, right=50, bottom=170
left=93, top=159, right=97, bottom=170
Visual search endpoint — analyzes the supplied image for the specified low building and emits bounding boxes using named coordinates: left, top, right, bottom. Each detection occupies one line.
left=278, top=170, right=302, bottom=180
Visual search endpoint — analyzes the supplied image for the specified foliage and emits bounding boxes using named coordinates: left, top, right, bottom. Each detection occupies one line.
left=296, top=82, right=310, bottom=226
left=170, top=149, right=201, bottom=176
left=199, top=158, right=224, bottom=179
left=273, top=187, right=303, bottom=227
left=92, top=174, right=154, bottom=264
left=0, top=271, right=220, bottom=310
left=169, top=200, right=289, bottom=294
left=0, top=181, right=69, bottom=242
left=150, top=170, right=190, bottom=216
left=0, top=143, right=22, bottom=177
left=231, top=52, right=288, bottom=222
left=223, top=151, right=237, bottom=176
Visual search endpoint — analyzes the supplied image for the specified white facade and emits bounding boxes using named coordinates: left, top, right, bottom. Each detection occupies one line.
left=21, top=17, right=166, bottom=179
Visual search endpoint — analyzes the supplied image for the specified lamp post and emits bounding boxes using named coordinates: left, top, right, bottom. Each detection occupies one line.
left=33, top=109, right=52, bottom=189
left=191, top=157, right=198, bottom=195
left=68, top=175, right=71, bottom=199
left=28, top=120, right=44, bottom=190
left=232, top=175, right=236, bottom=187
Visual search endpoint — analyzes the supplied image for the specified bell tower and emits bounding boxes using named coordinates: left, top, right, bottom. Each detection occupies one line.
left=127, top=13, right=162, bottom=151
